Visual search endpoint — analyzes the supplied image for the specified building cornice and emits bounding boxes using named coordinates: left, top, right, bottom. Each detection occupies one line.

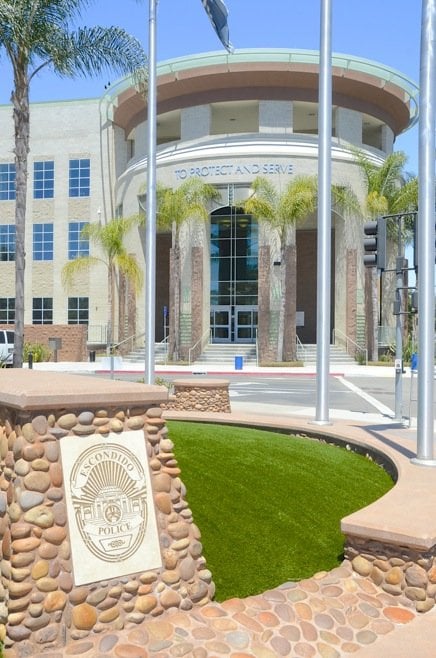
left=104, top=49, right=418, bottom=138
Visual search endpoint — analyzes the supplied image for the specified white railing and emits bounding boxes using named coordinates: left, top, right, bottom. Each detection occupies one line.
left=296, top=334, right=306, bottom=361
left=87, top=324, right=108, bottom=345
left=156, top=335, right=169, bottom=364
left=188, top=329, right=211, bottom=365
left=113, top=331, right=170, bottom=362
left=333, top=328, right=368, bottom=365
left=113, top=331, right=145, bottom=355
left=255, top=328, right=259, bottom=366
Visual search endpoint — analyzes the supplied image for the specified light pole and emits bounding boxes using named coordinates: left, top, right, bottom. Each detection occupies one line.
left=314, top=0, right=333, bottom=425
left=414, top=0, right=436, bottom=464
left=144, top=0, right=158, bottom=385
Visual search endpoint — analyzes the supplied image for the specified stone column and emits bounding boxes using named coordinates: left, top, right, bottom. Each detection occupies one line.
left=0, top=370, right=214, bottom=655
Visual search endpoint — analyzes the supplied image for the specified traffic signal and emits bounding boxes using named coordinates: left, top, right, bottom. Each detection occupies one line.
left=363, top=217, right=387, bottom=270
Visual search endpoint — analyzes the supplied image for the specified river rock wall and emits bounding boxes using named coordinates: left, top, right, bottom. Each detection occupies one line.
left=0, top=371, right=214, bottom=657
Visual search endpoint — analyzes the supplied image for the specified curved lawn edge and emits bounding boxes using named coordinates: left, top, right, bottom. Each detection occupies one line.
left=167, top=419, right=394, bottom=601
left=171, top=417, right=398, bottom=482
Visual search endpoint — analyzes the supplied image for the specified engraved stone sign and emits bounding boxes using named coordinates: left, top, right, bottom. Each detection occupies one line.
left=60, top=430, right=162, bottom=585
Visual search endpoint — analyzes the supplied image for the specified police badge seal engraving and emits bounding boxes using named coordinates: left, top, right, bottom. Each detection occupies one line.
left=70, top=443, right=147, bottom=562
left=61, top=431, right=162, bottom=585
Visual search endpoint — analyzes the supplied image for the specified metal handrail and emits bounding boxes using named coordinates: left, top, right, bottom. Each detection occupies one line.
left=87, top=324, right=108, bottom=345
left=333, top=328, right=368, bottom=365
left=113, top=331, right=145, bottom=353
left=113, top=331, right=169, bottom=359
left=296, top=334, right=306, bottom=360
left=255, top=328, right=259, bottom=366
left=188, top=329, right=211, bottom=365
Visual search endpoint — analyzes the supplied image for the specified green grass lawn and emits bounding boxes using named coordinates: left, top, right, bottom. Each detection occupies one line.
left=167, top=421, right=393, bottom=601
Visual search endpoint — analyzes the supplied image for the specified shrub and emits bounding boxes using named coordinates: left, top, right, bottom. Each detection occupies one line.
left=23, top=342, right=52, bottom=363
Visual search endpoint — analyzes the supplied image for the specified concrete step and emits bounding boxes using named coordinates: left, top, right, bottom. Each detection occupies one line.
left=195, top=344, right=257, bottom=365
left=123, top=344, right=168, bottom=364
left=297, top=344, right=357, bottom=364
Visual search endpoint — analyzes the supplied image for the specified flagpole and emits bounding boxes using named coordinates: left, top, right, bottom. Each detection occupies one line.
left=145, top=0, right=157, bottom=385
left=314, top=0, right=332, bottom=424
left=413, top=0, right=436, bottom=465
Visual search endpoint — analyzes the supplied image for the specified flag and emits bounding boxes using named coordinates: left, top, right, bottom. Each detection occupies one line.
left=201, top=0, right=234, bottom=53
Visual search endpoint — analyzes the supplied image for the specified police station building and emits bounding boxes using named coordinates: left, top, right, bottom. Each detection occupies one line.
left=0, top=49, right=418, bottom=362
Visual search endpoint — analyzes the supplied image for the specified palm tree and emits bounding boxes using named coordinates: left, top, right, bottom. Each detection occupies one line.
left=61, top=215, right=143, bottom=356
left=244, top=175, right=318, bottom=362
left=245, top=175, right=360, bottom=362
left=354, top=150, right=418, bottom=360
left=156, top=178, right=220, bottom=361
left=0, top=0, right=146, bottom=367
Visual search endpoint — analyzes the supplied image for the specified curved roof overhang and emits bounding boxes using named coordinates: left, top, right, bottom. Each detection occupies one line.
left=105, top=49, right=419, bottom=138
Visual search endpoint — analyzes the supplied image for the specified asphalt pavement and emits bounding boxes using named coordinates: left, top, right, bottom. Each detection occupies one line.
left=28, top=358, right=435, bottom=429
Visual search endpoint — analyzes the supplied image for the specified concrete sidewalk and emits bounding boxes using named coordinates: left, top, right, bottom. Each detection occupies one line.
left=29, top=358, right=398, bottom=379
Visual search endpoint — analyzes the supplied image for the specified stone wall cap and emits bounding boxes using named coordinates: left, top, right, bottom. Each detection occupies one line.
left=173, top=378, right=230, bottom=388
left=0, top=369, right=168, bottom=410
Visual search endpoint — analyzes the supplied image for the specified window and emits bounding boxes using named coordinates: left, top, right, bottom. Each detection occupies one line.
left=0, top=163, right=16, bottom=201
left=68, top=222, right=89, bottom=259
left=0, top=298, right=15, bottom=323
left=32, top=297, right=53, bottom=324
left=69, top=158, right=90, bottom=197
left=33, top=223, right=53, bottom=261
left=34, top=161, right=54, bottom=199
left=68, top=297, right=89, bottom=324
left=0, top=225, right=16, bottom=261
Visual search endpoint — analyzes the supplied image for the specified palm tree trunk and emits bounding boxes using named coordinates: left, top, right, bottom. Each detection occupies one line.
left=12, top=73, right=30, bottom=368
left=107, top=265, right=115, bottom=355
left=168, top=221, right=181, bottom=362
left=173, top=244, right=181, bottom=361
left=277, top=243, right=286, bottom=362
left=283, top=243, right=297, bottom=361
left=365, top=267, right=378, bottom=361
left=118, top=271, right=126, bottom=343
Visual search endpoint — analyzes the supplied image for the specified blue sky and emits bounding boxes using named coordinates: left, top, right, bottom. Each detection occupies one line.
left=0, top=0, right=422, bottom=173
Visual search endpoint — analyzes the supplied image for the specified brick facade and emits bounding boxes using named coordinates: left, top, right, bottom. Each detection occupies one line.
left=0, top=325, right=87, bottom=362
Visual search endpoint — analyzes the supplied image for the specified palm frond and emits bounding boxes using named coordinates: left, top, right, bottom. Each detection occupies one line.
left=244, top=195, right=276, bottom=221
left=332, top=184, right=362, bottom=218
left=113, top=252, right=143, bottom=292
left=46, top=26, right=146, bottom=78
left=156, top=179, right=220, bottom=231
left=61, top=255, right=100, bottom=289
left=390, top=177, right=418, bottom=214
left=373, top=152, right=407, bottom=199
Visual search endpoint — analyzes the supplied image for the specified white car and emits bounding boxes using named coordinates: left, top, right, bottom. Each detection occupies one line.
left=0, top=330, right=14, bottom=366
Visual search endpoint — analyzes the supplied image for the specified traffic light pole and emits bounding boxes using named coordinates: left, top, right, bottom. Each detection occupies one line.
left=393, top=256, right=405, bottom=422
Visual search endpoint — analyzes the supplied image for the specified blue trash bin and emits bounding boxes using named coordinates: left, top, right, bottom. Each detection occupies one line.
left=234, top=355, right=243, bottom=370
left=411, top=353, right=418, bottom=372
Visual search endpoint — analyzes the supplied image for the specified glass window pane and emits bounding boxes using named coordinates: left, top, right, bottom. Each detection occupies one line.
left=69, top=158, right=90, bottom=198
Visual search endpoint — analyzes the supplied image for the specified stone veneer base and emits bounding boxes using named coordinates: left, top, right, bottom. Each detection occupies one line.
left=163, top=379, right=231, bottom=413
left=0, top=370, right=215, bottom=656
left=346, top=536, right=436, bottom=613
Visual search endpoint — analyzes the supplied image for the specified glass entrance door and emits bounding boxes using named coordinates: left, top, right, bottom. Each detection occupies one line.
left=235, top=306, right=258, bottom=343
left=210, top=306, right=231, bottom=343
left=210, top=205, right=258, bottom=343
